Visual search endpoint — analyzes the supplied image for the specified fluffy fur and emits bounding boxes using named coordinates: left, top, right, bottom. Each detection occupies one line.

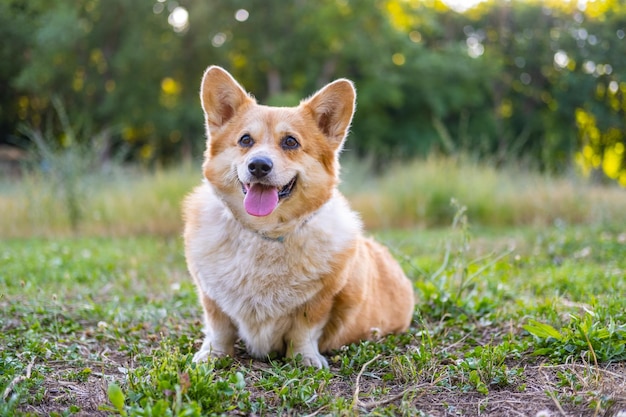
left=183, top=66, right=415, bottom=368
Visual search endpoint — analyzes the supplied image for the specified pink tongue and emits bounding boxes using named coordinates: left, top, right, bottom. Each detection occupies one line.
left=244, top=184, right=279, bottom=217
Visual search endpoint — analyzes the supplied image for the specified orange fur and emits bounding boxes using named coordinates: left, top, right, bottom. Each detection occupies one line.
left=183, top=66, right=414, bottom=368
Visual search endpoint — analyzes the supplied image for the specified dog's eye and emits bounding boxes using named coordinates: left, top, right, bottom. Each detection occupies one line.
left=281, top=136, right=300, bottom=150
left=238, top=134, right=254, bottom=148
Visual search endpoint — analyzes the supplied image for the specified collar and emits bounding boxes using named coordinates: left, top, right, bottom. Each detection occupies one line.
left=259, top=234, right=285, bottom=243
left=251, top=210, right=318, bottom=243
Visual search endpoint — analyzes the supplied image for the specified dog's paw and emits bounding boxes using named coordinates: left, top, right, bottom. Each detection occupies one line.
left=192, top=347, right=232, bottom=363
left=300, top=352, right=329, bottom=369
left=286, top=335, right=329, bottom=368
left=192, top=349, right=211, bottom=363
left=289, top=349, right=329, bottom=369
left=192, top=339, right=234, bottom=363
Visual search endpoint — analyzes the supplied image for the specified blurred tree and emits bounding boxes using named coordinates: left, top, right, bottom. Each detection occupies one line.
left=184, top=0, right=410, bottom=135
left=0, top=1, right=36, bottom=148
left=469, top=0, right=626, bottom=180
left=7, top=0, right=203, bottom=163
left=0, top=0, right=624, bottom=184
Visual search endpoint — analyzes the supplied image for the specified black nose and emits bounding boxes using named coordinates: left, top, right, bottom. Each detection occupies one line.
left=248, top=156, right=273, bottom=178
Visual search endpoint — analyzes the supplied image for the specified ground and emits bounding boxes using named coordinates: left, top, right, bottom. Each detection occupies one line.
left=1, top=223, right=626, bottom=416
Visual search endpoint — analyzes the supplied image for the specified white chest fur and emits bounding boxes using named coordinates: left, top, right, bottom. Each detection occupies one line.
left=185, top=184, right=361, bottom=356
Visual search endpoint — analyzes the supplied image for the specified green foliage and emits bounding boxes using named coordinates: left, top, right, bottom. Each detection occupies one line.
left=113, top=347, right=250, bottom=416
left=107, top=383, right=127, bottom=416
left=524, top=313, right=626, bottom=363
left=253, top=362, right=333, bottom=411
left=453, top=343, right=524, bottom=395
left=1, top=0, right=625, bottom=182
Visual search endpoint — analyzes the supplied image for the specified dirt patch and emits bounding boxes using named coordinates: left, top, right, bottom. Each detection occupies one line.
left=31, top=375, right=109, bottom=417
left=15, top=354, right=626, bottom=416
left=13, top=331, right=626, bottom=416
left=14, top=348, right=132, bottom=416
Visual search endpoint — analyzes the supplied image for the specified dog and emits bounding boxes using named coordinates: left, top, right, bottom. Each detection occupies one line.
left=183, top=66, right=414, bottom=368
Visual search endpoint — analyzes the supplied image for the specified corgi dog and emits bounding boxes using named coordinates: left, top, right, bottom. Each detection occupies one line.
left=183, top=66, right=414, bottom=368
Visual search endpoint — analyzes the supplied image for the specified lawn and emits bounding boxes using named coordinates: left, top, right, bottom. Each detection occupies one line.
left=2, top=215, right=626, bottom=416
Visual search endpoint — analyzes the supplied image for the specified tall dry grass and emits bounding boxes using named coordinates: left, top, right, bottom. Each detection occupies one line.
left=0, top=164, right=198, bottom=238
left=343, top=156, right=626, bottom=229
left=1, top=156, right=624, bottom=238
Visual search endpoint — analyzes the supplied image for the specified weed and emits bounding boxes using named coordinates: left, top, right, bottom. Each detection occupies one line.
left=414, top=200, right=514, bottom=323
left=102, top=341, right=252, bottom=416
left=524, top=312, right=626, bottom=363
left=453, top=342, right=524, bottom=395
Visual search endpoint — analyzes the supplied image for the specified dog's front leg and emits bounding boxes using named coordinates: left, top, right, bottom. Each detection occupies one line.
left=284, top=302, right=332, bottom=368
left=193, top=293, right=237, bottom=363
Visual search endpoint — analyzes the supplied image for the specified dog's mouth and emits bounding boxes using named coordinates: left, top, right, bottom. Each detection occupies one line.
left=240, top=176, right=297, bottom=217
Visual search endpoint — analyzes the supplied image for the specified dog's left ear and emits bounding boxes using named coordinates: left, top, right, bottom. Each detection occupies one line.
left=200, top=66, right=254, bottom=134
left=303, top=79, right=356, bottom=150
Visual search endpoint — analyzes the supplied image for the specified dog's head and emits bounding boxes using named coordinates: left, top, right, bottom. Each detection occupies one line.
left=199, top=66, right=355, bottom=229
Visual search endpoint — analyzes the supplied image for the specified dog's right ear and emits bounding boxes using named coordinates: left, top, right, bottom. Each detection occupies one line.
left=200, top=66, right=253, bottom=132
left=302, top=79, right=356, bottom=152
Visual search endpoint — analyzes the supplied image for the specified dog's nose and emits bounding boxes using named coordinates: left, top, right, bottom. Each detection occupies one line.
left=248, top=156, right=273, bottom=178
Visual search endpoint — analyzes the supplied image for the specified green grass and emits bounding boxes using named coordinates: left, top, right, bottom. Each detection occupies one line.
left=2, top=216, right=626, bottom=416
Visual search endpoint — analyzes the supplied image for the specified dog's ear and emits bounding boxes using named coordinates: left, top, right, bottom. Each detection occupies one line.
left=303, top=79, right=356, bottom=150
left=200, top=66, right=253, bottom=132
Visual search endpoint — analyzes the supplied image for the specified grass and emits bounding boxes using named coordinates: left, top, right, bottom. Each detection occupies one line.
left=1, top=213, right=626, bottom=415
left=342, top=156, right=626, bottom=229
left=2, top=155, right=626, bottom=237
left=0, top=163, right=198, bottom=238
left=1, top=157, right=626, bottom=415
